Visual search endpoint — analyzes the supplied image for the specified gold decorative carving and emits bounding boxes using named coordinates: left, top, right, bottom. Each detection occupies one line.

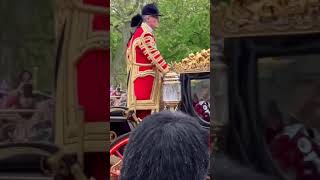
left=173, top=49, right=210, bottom=74
left=220, top=0, right=320, bottom=37
left=44, top=151, right=89, bottom=180
left=83, top=122, right=108, bottom=152
left=77, top=32, right=109, bottom=60
left=110, top=155, right=122, bottom=178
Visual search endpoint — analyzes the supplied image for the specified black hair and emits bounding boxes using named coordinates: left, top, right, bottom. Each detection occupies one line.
left=131, top=14, right=143, bottom=28
left=210, top=154, right=277, bottom=180
left=127, top=14, right=143, bottom=47
left=119, top=111, right=209, bottom=180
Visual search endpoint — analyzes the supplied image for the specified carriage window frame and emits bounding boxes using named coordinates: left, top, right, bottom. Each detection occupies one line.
left=180, top=72, right=210, bottom=124
left=0, top=1, right=57, bottom=174
left=224, top=33, right=320, bottom=179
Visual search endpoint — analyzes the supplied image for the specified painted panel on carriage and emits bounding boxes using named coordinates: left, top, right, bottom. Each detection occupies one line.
left=258, top=55, right=320, bottom=180
left=0, top=0, right=55, bottom=144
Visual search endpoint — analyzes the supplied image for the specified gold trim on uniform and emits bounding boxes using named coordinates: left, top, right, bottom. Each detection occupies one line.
left=159, top=61, right=166, bottom=67
left=136, top=70, right=156, bottom=78
left=139, top=35, right=168, bottom=74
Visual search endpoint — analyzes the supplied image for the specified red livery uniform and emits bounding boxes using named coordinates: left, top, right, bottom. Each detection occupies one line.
left=126, top=22, right=169, bottom=119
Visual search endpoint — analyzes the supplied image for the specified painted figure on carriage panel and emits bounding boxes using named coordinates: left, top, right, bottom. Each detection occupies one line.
left=126, top=3, right=170, bottom=120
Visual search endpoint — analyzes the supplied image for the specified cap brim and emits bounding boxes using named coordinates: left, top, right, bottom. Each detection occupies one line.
left=143, top=13, right=162, bottom=16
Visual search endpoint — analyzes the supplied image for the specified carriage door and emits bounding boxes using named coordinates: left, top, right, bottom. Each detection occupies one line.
left=75, top=1, right=108, bottom=179
left=54, top=0, right=108, bottom=179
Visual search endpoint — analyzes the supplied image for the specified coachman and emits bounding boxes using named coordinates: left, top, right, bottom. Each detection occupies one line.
left=126, top=3, right=170, bottom=119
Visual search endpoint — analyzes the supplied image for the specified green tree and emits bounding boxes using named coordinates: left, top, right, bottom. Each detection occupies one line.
left=156, top=0, right=210, bottom=64
left=0, top=0, right=55, bottom=93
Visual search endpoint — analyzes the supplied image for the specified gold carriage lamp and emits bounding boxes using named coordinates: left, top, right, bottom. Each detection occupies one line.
left=162, top=71, right=181, bottom=111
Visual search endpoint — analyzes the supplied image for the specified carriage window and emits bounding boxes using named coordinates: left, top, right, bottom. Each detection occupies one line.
left=110, top=87, right=126, bottom=107
left=258, top=55, right=320, bottom=180
left=0, top=1, right=55, bottom=144
left=191, top=79, right=210, bottom=122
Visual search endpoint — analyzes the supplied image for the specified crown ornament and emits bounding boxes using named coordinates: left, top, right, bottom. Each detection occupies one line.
left=172, top=49, right=210, bottom=74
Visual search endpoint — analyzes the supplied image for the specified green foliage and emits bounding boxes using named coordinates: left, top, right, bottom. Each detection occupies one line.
left=111, top=0, right=210, bottom=87
left=156, top=0, right=210, bottom=63
left=0, top=0, right=55, bottom=92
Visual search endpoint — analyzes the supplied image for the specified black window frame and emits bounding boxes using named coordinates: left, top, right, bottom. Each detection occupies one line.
left=180, top=72, right=210, bottom=128
left=224, top=33, right=320, bottom=179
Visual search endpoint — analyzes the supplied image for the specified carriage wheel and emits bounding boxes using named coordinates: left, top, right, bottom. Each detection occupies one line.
left=110, top=133, right=130, bottom=178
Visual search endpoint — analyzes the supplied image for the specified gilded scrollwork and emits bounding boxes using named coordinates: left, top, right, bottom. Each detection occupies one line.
left=44, top=151, right=89, bottom=180
left=173, top=49, right=210, bottom=74
left=221, top=0, right=320, bottom=37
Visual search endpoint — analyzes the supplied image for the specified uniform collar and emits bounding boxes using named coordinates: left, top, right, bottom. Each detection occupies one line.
left=141, top=22, right=153, bottom=33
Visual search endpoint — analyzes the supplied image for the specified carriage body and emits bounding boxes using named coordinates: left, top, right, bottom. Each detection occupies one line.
left=110, top=49, right=210, bottom=178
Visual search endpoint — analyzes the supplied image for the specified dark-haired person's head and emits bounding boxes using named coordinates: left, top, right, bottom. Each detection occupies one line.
left=120, top=111, right=209, bottom=180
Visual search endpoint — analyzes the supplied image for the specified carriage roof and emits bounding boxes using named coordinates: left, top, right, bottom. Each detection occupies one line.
left=215, top=0, right=320, bottom=38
